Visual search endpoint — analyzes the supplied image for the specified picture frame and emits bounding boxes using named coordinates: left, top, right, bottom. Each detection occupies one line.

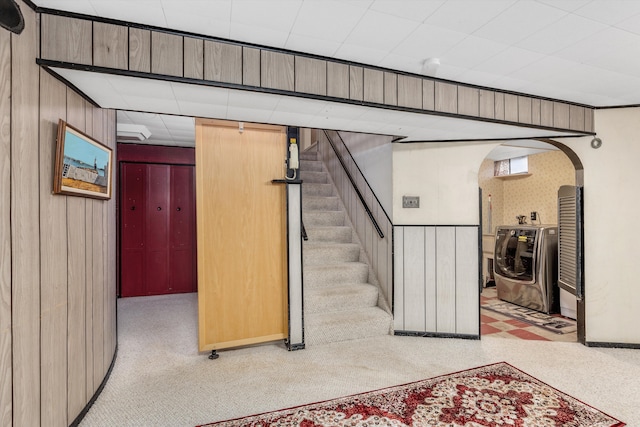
left=53, top=119, right=113, bottom=200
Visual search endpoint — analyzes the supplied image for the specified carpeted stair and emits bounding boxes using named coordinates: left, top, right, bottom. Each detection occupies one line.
left=300, top=145, right=392, bottom=346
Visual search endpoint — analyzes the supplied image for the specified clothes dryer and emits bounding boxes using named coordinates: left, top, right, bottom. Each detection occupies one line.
left=493, top=225, right=559, bottom=314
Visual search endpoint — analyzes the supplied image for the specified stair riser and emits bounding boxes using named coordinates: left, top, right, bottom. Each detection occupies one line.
left=300, top=171, right=327, bottom=183
left=304, top=309, right=392, bottom=346
left=300, top=152, right=318, bottom=161
left=304, top=245, right=360, bottom=265
left=303, top=197, right=339, bottom=211
left=302, top=183, right=333, bottom=197
left=305, top=286, right=379, bottom=314
left=303, top=211, right=344, bottom=226
left=304, top=264, right=369, bottom=287
left=300, top=160, right=323, bottom=172
left=305, top=227, right=352, bottom=243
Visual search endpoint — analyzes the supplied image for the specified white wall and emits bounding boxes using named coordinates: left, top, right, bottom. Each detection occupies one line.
left=553, top=107, right=640, bottom=344
left=338, top=131, right=394, bottom=220
left=393, top=141, right=499, bottom=224
left=391, top=140, right=498, bottom=337
left=337, top=118, right=640, bottom=344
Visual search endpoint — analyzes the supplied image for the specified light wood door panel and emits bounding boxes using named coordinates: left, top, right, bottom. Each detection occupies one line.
left=196, top=119, right=287, bottom=351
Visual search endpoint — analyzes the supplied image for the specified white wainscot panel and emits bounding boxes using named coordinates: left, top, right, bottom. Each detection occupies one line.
left=456, top=227, right=480, bottom=335
left=436, top=227, right=456, bottom=333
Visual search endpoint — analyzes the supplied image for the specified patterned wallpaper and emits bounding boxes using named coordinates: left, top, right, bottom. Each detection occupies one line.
left=479, top=150, right=576, bottom=235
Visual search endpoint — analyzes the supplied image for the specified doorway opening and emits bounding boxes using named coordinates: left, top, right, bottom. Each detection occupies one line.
left=479, top=139, right=584, bottom=343
left=117, top=139, right=197, bottom=298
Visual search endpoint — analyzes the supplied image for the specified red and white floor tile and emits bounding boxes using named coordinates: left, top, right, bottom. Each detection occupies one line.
left=481, top=287, right=576, bottom=342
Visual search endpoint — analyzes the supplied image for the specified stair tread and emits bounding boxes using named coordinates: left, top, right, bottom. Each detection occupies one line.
left=305, top=261, right=367, bottom=268
left=305, top=307, right=392, bottom=345
left=305, top=283, right=378, bottom=300
left=306, top=225, right=350, bottom=229
left=303, top=196, right=339, bottom=202
left=306, top=283, right=377, bottom=303
left=304, top=243, right=360, bottom=265
left=304, top=241, right=359, bottom=247
left=307, top=306, right=390, bottom=321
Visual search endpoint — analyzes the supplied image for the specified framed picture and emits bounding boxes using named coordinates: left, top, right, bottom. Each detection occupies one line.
left=53, top=119, right=113, bottom=200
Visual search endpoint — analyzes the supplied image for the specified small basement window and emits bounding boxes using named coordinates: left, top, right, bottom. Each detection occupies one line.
left=494, top=156, right=528, bottom=177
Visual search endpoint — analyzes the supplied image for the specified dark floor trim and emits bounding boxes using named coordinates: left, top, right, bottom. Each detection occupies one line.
left=395, top=330, right=480, bottom=340
left=585, top=341, right=640, bottom=349
left=69, top=345, right=118, bottom=427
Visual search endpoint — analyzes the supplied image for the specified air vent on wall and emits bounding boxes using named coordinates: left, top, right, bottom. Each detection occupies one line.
left=117, top=123, right=152, bottom=142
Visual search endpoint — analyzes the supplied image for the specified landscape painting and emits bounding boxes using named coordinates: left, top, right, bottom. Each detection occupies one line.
left=54, top=119, right=112, bottom=199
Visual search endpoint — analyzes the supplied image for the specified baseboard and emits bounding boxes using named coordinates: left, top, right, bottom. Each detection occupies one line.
left=69, top=345, right=118, bottom=427
left=395, top=330, right=480, bottom=340
left=585, top=341, right=640, bottom=349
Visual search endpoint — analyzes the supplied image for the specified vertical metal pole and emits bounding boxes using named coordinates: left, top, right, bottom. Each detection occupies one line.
left=286, top=183, right=304, bottom=350
left=285, top=127, right=304, bottom=350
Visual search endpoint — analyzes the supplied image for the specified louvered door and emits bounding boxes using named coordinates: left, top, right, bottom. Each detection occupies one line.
left=558, top=185, right=583, bottom=300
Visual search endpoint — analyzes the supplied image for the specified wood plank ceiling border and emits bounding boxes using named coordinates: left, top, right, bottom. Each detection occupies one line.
left=37, top=11, right=595, bottom=135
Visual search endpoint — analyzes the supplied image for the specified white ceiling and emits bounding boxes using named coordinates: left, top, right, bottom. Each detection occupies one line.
left=53, top=67, right=579, bottom=146
left=34, top=0, right=640, bottom=107
left=35, top=0, right=637, bottom=154
left=115, top=109, right=559, bottom=160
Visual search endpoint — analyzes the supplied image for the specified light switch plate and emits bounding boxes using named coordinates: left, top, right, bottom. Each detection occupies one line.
left=402, top=196, right=419, bottom=208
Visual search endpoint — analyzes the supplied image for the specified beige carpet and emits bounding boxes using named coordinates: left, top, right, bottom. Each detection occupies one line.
left=79, top=293, right=640, bottom=427
left=301, top=147, right=392, bottom=345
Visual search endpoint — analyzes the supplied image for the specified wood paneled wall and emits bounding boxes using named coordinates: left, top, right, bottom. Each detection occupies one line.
left=0, top=21, right=13, bottom=427
left=1, top=2, right=117, bottom=426
left=38, top=13, right=595, bottom=134
left=393, top=226, right=479, bottom=337
left=317, top=130, right=393, bottom=308
left=11, top=4, right=41, bottom=425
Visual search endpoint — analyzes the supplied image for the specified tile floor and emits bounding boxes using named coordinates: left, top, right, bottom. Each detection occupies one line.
left=480, top=286, right=576, bottom=342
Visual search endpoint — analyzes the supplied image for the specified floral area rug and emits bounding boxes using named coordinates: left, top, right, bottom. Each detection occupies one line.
left=199, top=362, right=624, bottom=427
left=483, top=300, right=577, bottom=334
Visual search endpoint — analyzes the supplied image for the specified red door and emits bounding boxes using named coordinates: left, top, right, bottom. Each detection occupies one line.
left=145, top=164, right=171, bottom=294
left=120, top=162, right=197, bottom=297
left=121, top=163, right=145, bottom=297
left=169, top=165, right=196, bottom=293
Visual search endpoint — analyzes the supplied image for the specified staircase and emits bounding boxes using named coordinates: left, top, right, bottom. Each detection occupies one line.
left=300, top=145, right=392, bottom=346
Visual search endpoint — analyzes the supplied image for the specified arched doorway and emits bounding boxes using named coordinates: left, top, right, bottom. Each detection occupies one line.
left=478, top=139, right=584, bottom=343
